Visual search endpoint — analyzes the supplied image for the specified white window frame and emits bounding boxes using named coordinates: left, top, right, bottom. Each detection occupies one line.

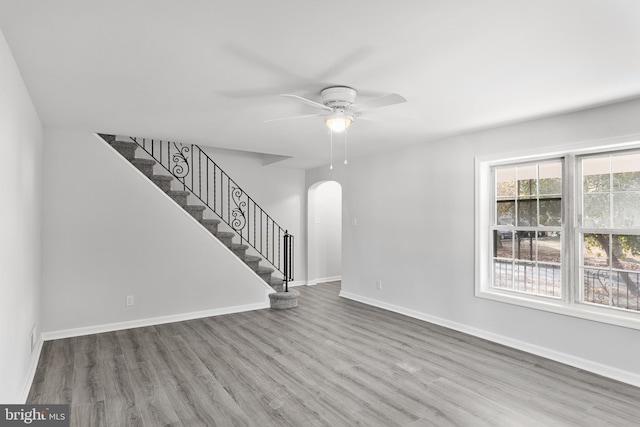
left=475, top=137, right=640, bottom=330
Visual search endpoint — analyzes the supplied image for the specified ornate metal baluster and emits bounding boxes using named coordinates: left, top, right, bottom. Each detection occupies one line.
left=231, top=186, right=247, bottom=235
left=171, top=143, right=190, bottom=186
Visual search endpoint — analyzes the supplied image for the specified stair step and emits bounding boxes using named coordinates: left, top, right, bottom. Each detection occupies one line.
left=167, top=190, right=190, bottom=206
left=131, top=158, right=156, bottom=177
left=244, top=255, right=261, bottom=271
left=270, top=278, right=285, bottom=292
left=184, top=204, right=206, bottom=221
left=200, top=219, right=220, bottom=234
left=214, top=231, right=235, bottom=247
left=110, top=140, right=138, bottom=160
left=257, top=266, right=274, bottom=283
left=99, top=134, right=116, bottom=143
left=231, top=243, right=248, bottom=258
left=150, top=174, right=173, bottom=192
left=269, top=289, right=299, bottom=309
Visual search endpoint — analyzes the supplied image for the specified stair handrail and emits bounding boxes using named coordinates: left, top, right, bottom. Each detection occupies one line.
left=128, top=136, right=293, bottom=282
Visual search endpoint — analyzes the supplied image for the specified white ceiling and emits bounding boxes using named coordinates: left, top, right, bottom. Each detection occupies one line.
left=1, top=0, right=640, bottom=169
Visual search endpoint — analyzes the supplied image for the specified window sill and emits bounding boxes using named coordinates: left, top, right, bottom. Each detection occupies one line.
left=476, top=288, right=640, bottom=331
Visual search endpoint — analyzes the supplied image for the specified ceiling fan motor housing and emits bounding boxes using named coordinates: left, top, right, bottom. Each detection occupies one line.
left=321, top=86, right=357, bottom=109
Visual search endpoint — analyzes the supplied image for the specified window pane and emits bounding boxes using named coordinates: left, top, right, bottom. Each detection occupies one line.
left=582, top=268, right=640, bottom=312
left=496, top=202, right=515, bottom=225
left=496, top=167, right=516, bottom=198
left=612, top=234, right=640, bottom=272
left=581, top=234, right=640, bottom=312
left=608, top=270, right=640, bottom=311
left=583, top=233, right=610, bottom=268
left=494, top=232, right=514, bottom=259
left=583, top=268, right=611, bottom=307
left=539, top=162, right=562, bottom=195
left=513, top=261, right=536, bottom=293
left=612, top=153, right=640, bottom=191
left=539, top=232, right=561, bottom=264
left=583, top=157, right=610, bottom=193
left=517, top=165, right=537, bottom=197
left=583, top=193, right=610, bottom=228
left=514, top=232, right=536, bottom=261
left=538, top=264, right=562, bottom=297
left=517, top=199, right=536, bottom=227
left=493, top=260, right=513, bottom=290
left=613, top=171, right=640, bottom=192
left=539, top=198, right=561, bottom=226
left=613, top=192, right=640, bottom=228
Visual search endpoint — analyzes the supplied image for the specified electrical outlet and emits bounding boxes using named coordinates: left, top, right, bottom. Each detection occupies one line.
left=126, top=295, right=134, bottom=306
left=376, top=280, right=382, bottom=290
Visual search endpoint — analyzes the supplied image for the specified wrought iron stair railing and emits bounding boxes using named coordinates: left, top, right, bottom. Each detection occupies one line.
left=129, top=136, right=293, bottom=283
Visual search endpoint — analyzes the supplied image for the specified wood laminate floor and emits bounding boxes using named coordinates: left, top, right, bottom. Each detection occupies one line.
left=28, top=281, right=640, bottom=426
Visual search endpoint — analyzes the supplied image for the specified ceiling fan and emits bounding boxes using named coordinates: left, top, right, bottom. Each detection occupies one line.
left=265, top=86, right=407, bottom=132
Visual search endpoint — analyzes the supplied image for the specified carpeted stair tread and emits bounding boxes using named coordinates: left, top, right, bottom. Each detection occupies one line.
left=215, top=231, right=235, bottom=238
left=110, top=140, right=138, bottom=160
left=151, top=175, right=173, bottom=182
left=257, top=266, right=274, bottom=274
left=243, top=255, right=261, bottom=271
left=130, top=158, right=156, bottom=177
left=230, top=243, right=248, bottom=250
left=167, top=190, right=190, bottom=196
left=270, top=277, right=287, bottom=292
left=213, top=231, right=235, bottom=247
left=100, top=134, right=116, bottom=143
left=130, top=158, right=156, bottom=165
left=184, top=204, right=206, bottom=220
left=111, top=140, right=137, bottom=149
left=167, top=190, right=189, bottom=206
left=200, top=219, right=221, bottom=234
left=150, top=174, right=174, bottom=192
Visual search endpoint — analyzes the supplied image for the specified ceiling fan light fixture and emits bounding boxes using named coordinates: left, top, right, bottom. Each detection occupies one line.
left=325, top=115, right=353, bottom=133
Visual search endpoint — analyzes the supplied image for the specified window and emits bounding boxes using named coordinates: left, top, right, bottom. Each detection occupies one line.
left=579, top=152, right=640, bottom=312
left=476, top=144, right=640, bottom=329
left=491, top=160, right=563, bottom=298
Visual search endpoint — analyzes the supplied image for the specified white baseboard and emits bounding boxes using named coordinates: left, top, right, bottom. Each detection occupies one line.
left=339, top=291, right=640, bottom=388
left=306, top=276, right=342, bottom=286
left=41, top=301, right=270, bottom=341
left=20, top=336, right=44, bottom=403
left=287, top=280, right=306, bottom=287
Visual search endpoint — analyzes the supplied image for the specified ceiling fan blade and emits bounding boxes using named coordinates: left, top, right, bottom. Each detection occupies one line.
left=351, top=93, right=407, bottom=112
left=264, top=113, right=325, bottom=123
left=281, top=94, right=333, bottom=111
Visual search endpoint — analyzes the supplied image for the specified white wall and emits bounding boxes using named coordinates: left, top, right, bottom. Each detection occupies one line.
left=0, top=27, right=43, bottom=402
left=308, top=98, right=640, bottom=385
left=199, top=146, right=307, bottom=283
left=41, top=129, right=271, bottom=335
left=307, top=181, right=342, bottom=283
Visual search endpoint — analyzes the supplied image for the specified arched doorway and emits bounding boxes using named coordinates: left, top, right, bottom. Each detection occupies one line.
left=307, top=181, right=342, bottom=284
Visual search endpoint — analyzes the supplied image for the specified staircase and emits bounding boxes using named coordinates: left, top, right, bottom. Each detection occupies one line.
left=98, top=134, right=295, bottom=305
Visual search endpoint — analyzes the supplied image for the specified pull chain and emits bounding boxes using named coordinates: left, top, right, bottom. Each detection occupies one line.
left=344, top=128, right=348, bottom=165
left=329, top=130, right=334, bottom=170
